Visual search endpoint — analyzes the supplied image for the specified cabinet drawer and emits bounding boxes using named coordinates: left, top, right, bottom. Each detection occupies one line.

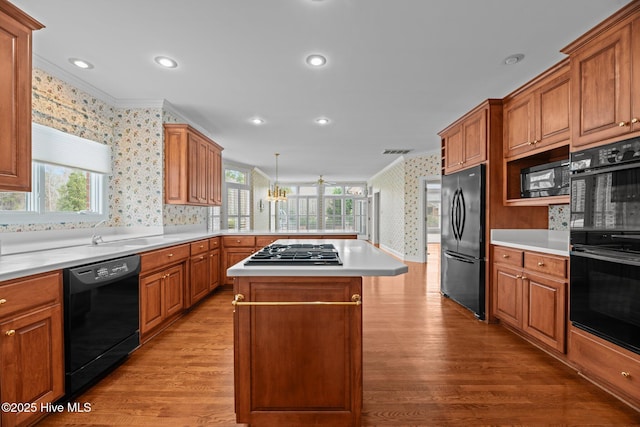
left=223, top=236, right=256, bottom=247
left=190, top=239, right=209, bottom=255
left=255, top=236, right=279, bottom=248
left=494, top=246, right=523, bottom=267
left=570, top=328, right=640, bottom=403
left=0, top=271, right=61, bottom=320
left=140, top=244, right=190, bottom=273
left=209, top=237, right=220, bottom=250
left=524, top=252, right=567, bottom=278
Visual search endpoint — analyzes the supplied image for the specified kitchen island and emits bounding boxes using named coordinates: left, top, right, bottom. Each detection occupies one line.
left=227, top=239, right=407, bottom=427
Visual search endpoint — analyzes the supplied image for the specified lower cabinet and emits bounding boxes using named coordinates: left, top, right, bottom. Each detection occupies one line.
left=569, top=327, right=640, bottom=407
left=0, top=271, right=64, bottom=427
left=209, top=238, right=221, bottom=292
left=222, top=236, right=256, bottom=285
left=139, top=244, right=189, bottom=343
left=492, top=246, right=568, bottom=353
left=188, top=240, right=210, bottom=307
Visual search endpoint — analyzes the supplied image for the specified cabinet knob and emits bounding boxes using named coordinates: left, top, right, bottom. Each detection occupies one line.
left=5, top=330, right=15, bottom=337
left=621, top=371, right=631, bottom=378
left=199, top=244, right=204, bottom=248
left=167, top=253, right=174, bottom=257
left=516, top=274, right=522, bottom=279
left=618, top=121, right=629, bottom=127
left=0, top=299, right=6, bottom=305
left=236, top=240, right=241, bottom=243
left=199, top=256, right=205, bottom=260
left=632, top=118, right=639, bottom=124
left=521, top=276, right=528, bottom=280
left=537, top=262, right=545, bottom=266
left=502, top=254, right=509, bottom=258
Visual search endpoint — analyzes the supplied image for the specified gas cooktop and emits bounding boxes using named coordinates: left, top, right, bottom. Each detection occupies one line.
left=244, top=243, right=343, bottom=266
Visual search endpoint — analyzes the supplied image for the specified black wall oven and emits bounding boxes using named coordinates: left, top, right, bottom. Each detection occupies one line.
left=570, top=137, right=640, bottom=355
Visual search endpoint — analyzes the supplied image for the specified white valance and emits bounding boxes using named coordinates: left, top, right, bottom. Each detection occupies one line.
left=32, top=123, right=112, bottom=174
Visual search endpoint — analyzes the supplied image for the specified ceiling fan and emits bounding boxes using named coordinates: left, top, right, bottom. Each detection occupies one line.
left=307, top=175, right=336, bottom=186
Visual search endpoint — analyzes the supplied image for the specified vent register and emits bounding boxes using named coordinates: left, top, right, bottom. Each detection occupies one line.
left=382, top=149, right=412, bottom=155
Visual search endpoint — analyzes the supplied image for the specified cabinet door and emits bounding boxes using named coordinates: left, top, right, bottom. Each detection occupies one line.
left=234, top=277, right=362, bottom=426
left=522, top=274, right=566, bottom=353
left=140, top=270, right=164, bottom=335
left=536, top=71, right=571, bottom=147
left=209, top=249, right=220, bottom=291
left=571, top=23, right=632, bottom=147
left=632, top=16, right=640, bottom=133
left=189, top=254, right=210, bottom=306
left=443, top=125, right=464, bottom=173
left=0, top=304, right=64, bottom=427
left=504, top=95, right=534, bottom=158
left=164, top=264, right=184, bottom=318
left=493, top=264, right=522, bottom=328
left=223, top=249, right=255, bottom=284
left=0, top=9, right=36, bottom=192
left=461, top=108, right=486, bottom=167
left=187, top=133, right=208, bottom=205
left=206, top=144, right=222, bottom=206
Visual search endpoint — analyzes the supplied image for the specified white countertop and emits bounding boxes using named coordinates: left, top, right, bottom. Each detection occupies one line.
left=0, top=230, right=358, bottom=282
left=227, top=239, right=409, bottom=277
left=490, top=229, right=569, bottom=257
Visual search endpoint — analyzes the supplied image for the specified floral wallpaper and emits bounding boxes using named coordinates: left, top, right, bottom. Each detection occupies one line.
left=0, top=68, right=208, bottom=233
left=251, top=170, right=270, bottom=231
left=548, top=204, right=569, bottom=230
left=369, top=159, right=405, bottom=256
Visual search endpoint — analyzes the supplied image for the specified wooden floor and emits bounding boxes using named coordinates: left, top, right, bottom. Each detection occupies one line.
left=37, top=256, right=640, bottom=426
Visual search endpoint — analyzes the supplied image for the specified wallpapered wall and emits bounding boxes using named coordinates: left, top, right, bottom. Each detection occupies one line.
left=251, top=170, right=270, bottom=231
left=0, top=68, right=207, bottom=232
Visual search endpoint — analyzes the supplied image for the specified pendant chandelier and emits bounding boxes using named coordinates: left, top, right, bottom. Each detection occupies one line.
left=267, top=153, right=287, bottom=202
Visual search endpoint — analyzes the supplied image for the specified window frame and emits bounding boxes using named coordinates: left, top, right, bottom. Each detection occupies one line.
left=223, top=164, right=252, bottom=231
left=0, top=162, right=108, bottom=224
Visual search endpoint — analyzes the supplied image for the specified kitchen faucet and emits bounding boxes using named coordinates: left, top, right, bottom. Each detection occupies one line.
left=91, top=219, right=107, bottom=245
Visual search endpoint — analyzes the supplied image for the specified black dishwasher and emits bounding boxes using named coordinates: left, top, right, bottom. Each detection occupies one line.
left=63, top=254, right=141, bottom=399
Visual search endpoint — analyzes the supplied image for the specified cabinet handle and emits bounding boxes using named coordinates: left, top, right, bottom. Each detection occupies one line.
left=236, top=240, right=241, bottom=243
left=502, top=254, right=509, bottom=258
left=621, top=371, right=631, bottom=378
left=0, top=299, right=6, bottom=305
left=5, top=330, right=15, bottom=337
left=199, top=256, right=205, bottom=260
left=522, top=276, right=528, bottom=280
left=199, top=244, right=204, bottom=248
left=537, top=262, right=545, bottom=266
left=632, top=118, right=639, bottom=124
left=516, top=274, right=522, bottom=279
left=167, top=253, right=174, bottom=257
left=618, top=121, right=629, bottom=127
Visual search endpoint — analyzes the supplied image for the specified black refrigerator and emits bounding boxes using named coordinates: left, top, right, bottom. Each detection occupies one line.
left=440, top=164, right=486, bottom=320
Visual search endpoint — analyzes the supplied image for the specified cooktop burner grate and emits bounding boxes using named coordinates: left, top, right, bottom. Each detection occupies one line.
left=244, top=243, right=343, bottom=266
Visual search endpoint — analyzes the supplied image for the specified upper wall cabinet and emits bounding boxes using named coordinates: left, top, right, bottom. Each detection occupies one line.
left=164, top=124, right=223, bottom=206
left=0, top=3, right=43, bottom=192
left=439, top=101, right=500, bottom=174
left=503, top=60, right=570, bottom=159
left=562, top=3, right=640, bottom=149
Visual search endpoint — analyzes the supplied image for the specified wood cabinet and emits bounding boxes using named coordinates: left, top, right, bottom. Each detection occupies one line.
left=440, top=106, right=488, bottom=174
left=0, top=3, right=44, bottom=192
left=164, top=124, right=223, bottom=206
left=139, top=244, right=190, bottom=343
left=562, top=3, right=640, bottom=148
left=503, top=60, right=570, bottom=158
left=492, top=246, right=567, bottom=353
left=234, top=276, right=362, bottom=426
left=569, top=327, right=640, bottom=408
left=188, top=240, right=210, bottom=307
left=208, top=237, right=221, bottom=292
left=222, top=236, right=256, bottom=285
left=0, top=271, right=64, bottom=427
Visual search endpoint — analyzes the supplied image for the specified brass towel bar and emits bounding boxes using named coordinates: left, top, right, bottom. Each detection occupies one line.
left=232, top=293, right=361, bottom=306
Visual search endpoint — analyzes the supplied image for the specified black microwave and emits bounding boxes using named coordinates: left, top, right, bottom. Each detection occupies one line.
left=520, top=159, right=570, bottom=198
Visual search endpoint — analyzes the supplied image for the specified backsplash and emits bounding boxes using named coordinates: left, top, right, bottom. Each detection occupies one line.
left=0, top=68, right=208, bottom=233
left=548, top=204, right=569, bottom=231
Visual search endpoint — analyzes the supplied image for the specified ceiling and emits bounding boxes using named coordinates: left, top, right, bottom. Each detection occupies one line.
left=12, top=0, right=632, bottom=183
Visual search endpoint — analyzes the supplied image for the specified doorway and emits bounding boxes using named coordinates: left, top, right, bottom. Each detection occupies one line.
left=421, top=177, right=441, bottom=287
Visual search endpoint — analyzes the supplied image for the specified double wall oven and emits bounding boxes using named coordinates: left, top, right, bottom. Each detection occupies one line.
left=570, top=137, right=640, bottom=354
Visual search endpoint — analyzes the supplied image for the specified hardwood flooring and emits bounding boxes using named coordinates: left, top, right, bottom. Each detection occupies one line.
left=36, top=256, right=639, bottom=426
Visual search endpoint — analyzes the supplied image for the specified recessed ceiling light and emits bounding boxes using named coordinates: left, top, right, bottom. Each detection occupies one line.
left=503, top=53, right=525, bottom=65
left=306, top=54, right=327, bottom=67
left=315, top=117, right=330, bottom=125
left=251, top=117, right=265, bottom=125
left=154, top=56, right=178, bottom=68
left=68, top=58, right=94, bottom=69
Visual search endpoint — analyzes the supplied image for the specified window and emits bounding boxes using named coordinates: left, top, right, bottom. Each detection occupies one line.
left=275, top=183, right=367, bottom=233
left=0, top=124, right=109, bottom=224
left=225, top=166, right=250, bottom=231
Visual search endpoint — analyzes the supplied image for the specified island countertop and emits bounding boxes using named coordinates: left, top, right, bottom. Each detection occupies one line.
left=227, top=239, right=408, bottom=277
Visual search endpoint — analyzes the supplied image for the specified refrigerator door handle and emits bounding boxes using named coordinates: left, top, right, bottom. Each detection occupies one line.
left=457, top=188, right=466, bottom=241
left=443, top=251, right=476, bottom=264
left=451, top=189, right=460, bottom=241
